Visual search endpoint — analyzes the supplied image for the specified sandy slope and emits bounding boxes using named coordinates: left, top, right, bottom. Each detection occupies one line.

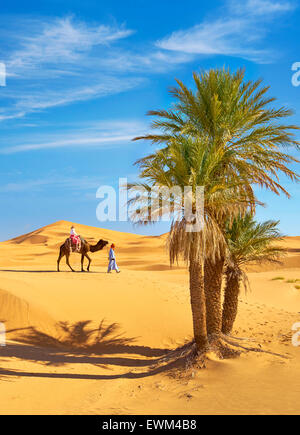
left=0, top=220, right=299, bottom=415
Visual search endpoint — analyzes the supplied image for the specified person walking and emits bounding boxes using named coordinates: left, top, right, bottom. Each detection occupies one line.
left=107, top=243, right=120, bottom=273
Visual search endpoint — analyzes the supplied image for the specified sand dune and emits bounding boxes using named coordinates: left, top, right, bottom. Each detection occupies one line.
left=0, top=221, right=299, bottom=414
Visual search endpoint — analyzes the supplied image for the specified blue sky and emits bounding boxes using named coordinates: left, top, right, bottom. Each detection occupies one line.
left=0, top=0, right=299, bottom=240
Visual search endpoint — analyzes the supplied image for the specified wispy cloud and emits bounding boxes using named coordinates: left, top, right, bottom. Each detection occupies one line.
left=157, top=0, right=295, bottom=63
left=231, top=0, right=295, bottom=15
left=6, top=16, right=134, bottom=78
left=0, top=17, right=140, bottom=120
left=0, top=16, right=192, bottom=122
left=0, top=174, right=103, bottom=193
left=0, top=3, right=295, bottom=124
left=0, top=111, right=26, bottom=121
left=10, top=77, right=143, bottom=112
left=0, top=119, right=146, bottom=154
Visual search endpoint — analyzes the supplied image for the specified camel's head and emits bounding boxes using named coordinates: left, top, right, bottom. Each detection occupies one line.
left=97, top=239, right=109, bottom=250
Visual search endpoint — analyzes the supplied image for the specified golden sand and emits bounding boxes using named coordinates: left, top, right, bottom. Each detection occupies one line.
left=0, top=220, right=299, bottom=414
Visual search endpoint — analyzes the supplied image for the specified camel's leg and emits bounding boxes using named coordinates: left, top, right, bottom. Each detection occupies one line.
left=85, top=254, right=92, bottom=272
left=57, top=248, right=65, bottom=272
left=66, top=253, right=75, bottom=272
left=81, top=254, right=86, bottom=272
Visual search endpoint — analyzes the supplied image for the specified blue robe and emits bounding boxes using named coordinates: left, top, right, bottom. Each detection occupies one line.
left=107, top=248, right=119, bottom=272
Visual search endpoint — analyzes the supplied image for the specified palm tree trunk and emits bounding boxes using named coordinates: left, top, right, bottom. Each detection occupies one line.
left=189, top=258, right=208, bottom=352
left=222, top=267, right=241, bottom=335
left=204, top=257, right=224, bottom=340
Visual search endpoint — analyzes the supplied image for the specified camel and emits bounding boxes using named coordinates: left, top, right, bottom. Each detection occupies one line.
left=57, top=238, right=108, bottom=272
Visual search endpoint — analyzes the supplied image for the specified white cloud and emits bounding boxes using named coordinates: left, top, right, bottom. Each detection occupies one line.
left=0, top=3, right=295, bottom=124
left=7, top=16, right=133, bottom=77
left=0, top=175, right=104, bottom=193
left=0, top=119, right=146, bottom=154
left=157, top=19, right=268, bottom=60
left=0, top=15, right=193, bottom=122
left=2, top=135, right=134, bottom=154
left=0, top=17, right=141, bottom=120
left=232, top=0, right=295, bottom=15
left=96, top=49, right=193, bottom=73
left=157, top=0, right=295, bottom=63
left=15, top=78, right=142, bottom=111
left=0, top=78, right=144, bottom=121
left=0, top=111, right=26, bottom=121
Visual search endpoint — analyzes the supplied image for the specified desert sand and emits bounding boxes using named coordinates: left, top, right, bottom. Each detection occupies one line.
left=0, top=220, right=299, bottom=415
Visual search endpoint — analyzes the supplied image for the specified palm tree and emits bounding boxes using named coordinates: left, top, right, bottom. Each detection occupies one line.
left=129, top=136, right=254, bottom=356
left=222, top=214, right=285, bottom=335
left=134, top=68, right=299, bottom=343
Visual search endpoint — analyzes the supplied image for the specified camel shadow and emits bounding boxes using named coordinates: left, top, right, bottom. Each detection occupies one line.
left=0, top=320, right=187, bottom=381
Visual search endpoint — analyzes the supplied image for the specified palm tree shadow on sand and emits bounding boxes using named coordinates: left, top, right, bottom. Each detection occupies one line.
left=0, top=320, right=195, bottom=381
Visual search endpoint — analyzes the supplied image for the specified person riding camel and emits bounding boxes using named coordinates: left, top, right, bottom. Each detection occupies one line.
left=70, top=226, right=81, bottom=251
